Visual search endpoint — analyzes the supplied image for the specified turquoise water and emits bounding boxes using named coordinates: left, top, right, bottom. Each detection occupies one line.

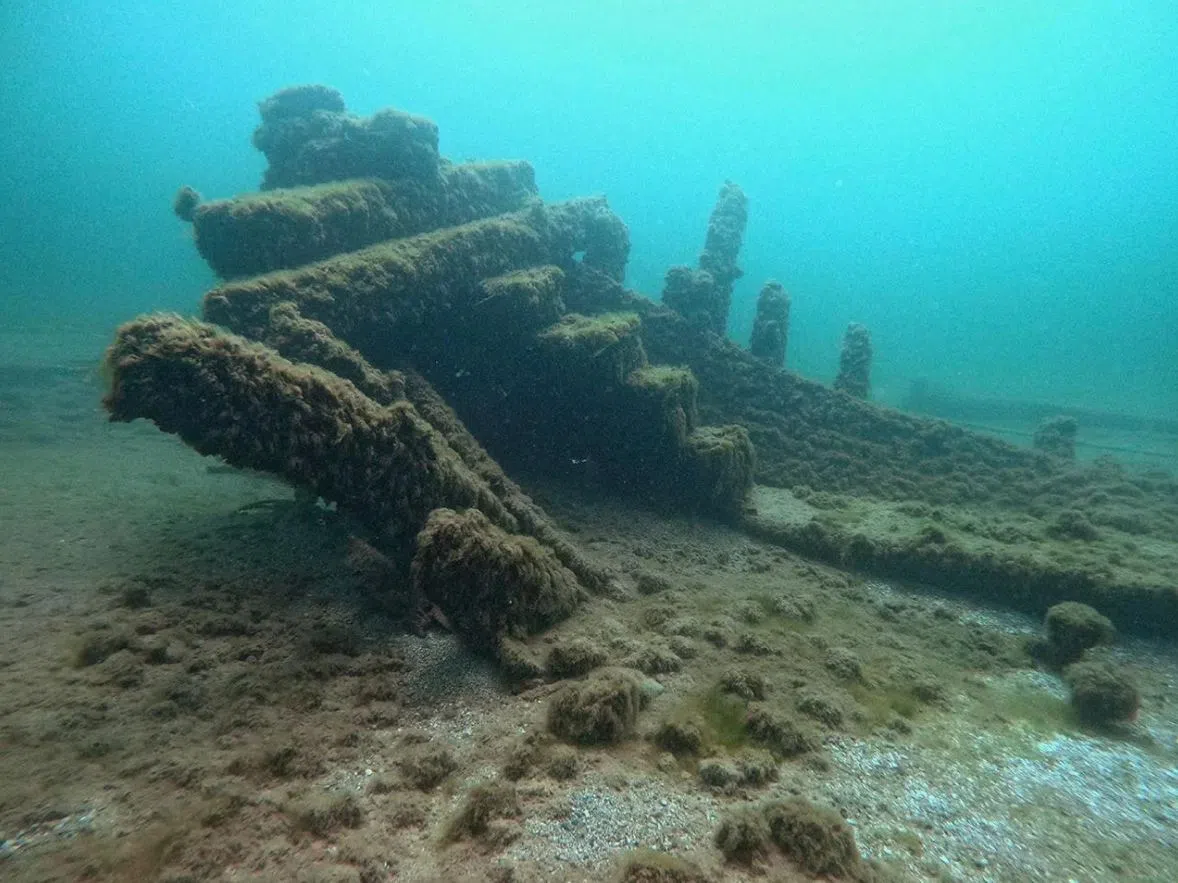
left=2, top=1, right=1175, bottom=414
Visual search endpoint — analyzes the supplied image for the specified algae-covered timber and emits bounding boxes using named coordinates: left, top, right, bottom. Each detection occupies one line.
left=637, top=303, right=1057, bottom=505
left=535, top=312, right=647, bottom=387
left=102, top=314, right=516, bottom=540
left=101, top=314, right=608, bottom=647
left=834, top=322, right=873, bottom=400
left=411, top=507, right=586, bottom=656
left=744, top=485, right=1178, bottom=636
left=475, top=265, right=567, bottom=337
left=251, top=301, right=612, bottom=592
left=748, top=279, right=790, bottom=368
left=191, top=161, right=538, bottom=279
left=680, top=425, right=756, bottom=518
left=202, top=212, right=547, bottom=347
left=621, top=365, right=700, bottom=454
left=202, top=200, right=621, bottom=361
left=252, top=84, right=440, bottom=190
left=559, top=289, right=1178, bottom=635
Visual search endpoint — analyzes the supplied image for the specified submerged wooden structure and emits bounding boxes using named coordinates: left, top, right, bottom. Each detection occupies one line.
left=107, top=86, right=1177, bottom=642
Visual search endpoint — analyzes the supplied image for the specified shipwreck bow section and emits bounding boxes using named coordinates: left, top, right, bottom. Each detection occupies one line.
left=108, top=84, right=1177, bottom=646
left=184, top=86, right=751, bottom=516
left=106, top=85, right=757, bottom=659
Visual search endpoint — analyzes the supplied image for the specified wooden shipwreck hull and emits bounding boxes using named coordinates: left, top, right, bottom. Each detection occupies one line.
left=109, top=85, right=1176, bottom=641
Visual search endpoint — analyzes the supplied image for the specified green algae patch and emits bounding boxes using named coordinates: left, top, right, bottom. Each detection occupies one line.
left=979, top=675, right=1076, bottom=738
left=626, top=364, right=698, bottom=396
left=685, top=687, right=751, bottom=751
left=848, top=682, right=924, bottom=727
left=539, top=310, right=641, bottom=350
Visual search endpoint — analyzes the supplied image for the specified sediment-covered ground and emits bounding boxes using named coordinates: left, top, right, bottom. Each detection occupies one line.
left=1, top=338, right=1175, bottom=883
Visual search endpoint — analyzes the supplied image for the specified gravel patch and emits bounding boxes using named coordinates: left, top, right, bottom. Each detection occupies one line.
left=397, top=632, right=503, bottom=706
left=509, top=773, right=719, bottom=869
left=0, top=807, right=99, bottom=861
left=863, top=579, right=1040, bottom=638
left=819, top=679, right=1178, bottom=881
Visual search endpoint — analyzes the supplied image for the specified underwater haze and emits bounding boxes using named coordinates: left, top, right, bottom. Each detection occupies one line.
left=2, top=0, right=1176, bottom=416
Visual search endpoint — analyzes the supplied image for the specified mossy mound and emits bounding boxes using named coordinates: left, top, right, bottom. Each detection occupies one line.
left=398, top=743, right=458, bottom=791
left=1063, top=660, right=1140, bottom=726
left=764, top=798, right=863, bottom=878
left=744, top=704, right=819, bottom=758
left=653, top=719, right=706, bottom=756
left=1034, top=415, right=1078, bottom=460
left=733, top=749, right=779, bottom=786
left=1046, top=509, right=1101, bottom=541
left=442, top=781, right=521, bottom=844
left=699, top=749, right=778, bottom=791
left=289, top=791, right=364, bottom=838
left=547, top=667, right=647, bottom=745
left=714, top=805, right=771, bottom=864
left=502, top=731, right=582, bottom=782
left=698, top=759, right=740, bottom=789
left=546, top=637, right=609, bottom=678
left=1044, top=601, right=1115, bottom=665
left=713, top=798, right=872, bottom=878
left=615, top=849, right=712, bottom=883
left=411, top=508, right=586, bottom=655
left=718, top=670, right=768, bottom=701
